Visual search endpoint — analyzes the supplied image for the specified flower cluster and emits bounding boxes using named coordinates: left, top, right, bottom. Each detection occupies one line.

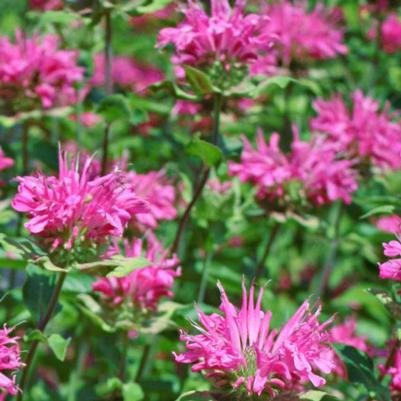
left=175, top=282, right=335, bottom=397
left=229, top=129, right=358, bottom=207
left=0, top=31, right=83, bottom=111
left=158, top=0, right=273, bottom=83
left=311, top=90, right=401, bottom=170
left=12, top=150, right=148, bottom=252
left=369, top=13, right=401, bottom=53
left=0, top=149, right=13, bottom=172
left=0, top=325, right=23, bottom=397
left=382, top=344, right=401, bottom=393
left=128, top=170, right=177, bottom=230
left=93, top=235, right=180, bottom=311
left=263, top=1, right=347, bottom=66
left=91, top=54, right=163, bottom=93
left=378, top=234, right=401, bottom=282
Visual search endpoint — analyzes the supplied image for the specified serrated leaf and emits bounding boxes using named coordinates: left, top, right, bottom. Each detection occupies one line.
left=186, top=138, right=223, bottom=167
left=48, top=334, right=71, bottom=362
left=106, top=256, right=151, bottom=278
left=122, top=383, right=144, bottom=401
left=97, top=94, right=132, bottom=124
left=183, top=66, right=217, bottom=95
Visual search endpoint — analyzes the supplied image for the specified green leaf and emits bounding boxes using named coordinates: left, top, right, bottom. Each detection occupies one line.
left=368, top=288, right=401, bottom=320
left=97, top=94, right=132, bottom=124
left=106, top=256, right=151, bottom=278
left=149, top=81, right=198, bottom=101
left=176, top=391, right=214, bottom=401
left=23, top=267, right=60, bottom=325
left=183, top=66, right=217, bottom=95
left=301, top=391, right=339, bottom=401
left=334, top=345, right=391, bottom=401
left=48, top=334, right=71, bottom=362
left=24, top=329, right=48, bottom=344
left=360, top=205, right=395, bottom=219
left=136, top=0, right=173, bottom=14
left=252, top=76, right=296, bottom=97
left=63, top=273, right=96, bottom=293
left=38, top=10, right=78, bottom=25
left=186, top=138, right=223, bottom=167
left=122, top=383, right=144, bottom=401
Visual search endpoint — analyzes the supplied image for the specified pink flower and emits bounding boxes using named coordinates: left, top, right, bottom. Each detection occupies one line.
left=376, top=215, right=401, bottom=234
left=378, top=235, right=401, bottom=282
left=29, top=0, right=62, bottom=10
left=0, top=325, right=23, bottom=396
left=128, top=170, right=177, bottom=229
left=157, top=0, right=273, bottom=74
left=69, top=112, right=102, bottom=127
left=383, top=345, right=401, bottom=392
left=12, top=150, right=149, bottom=251
left=228, top=129, right=358, bottom=207
left=91, top=54, right=163, bottom=93
left=0, top=149, right=13, bottom=172
left=329, top=318, right=369, bottom=378
left=312, top=91, right=401, bottom=170
left=174, top=282, right=335, bottom=396
left=93, top=235, right=180, bottom=311
left=0, top=31, right=83, bottom=111
left=378, top=13, right=401, bottom=53
left=263, top=1, right=347, bottom=66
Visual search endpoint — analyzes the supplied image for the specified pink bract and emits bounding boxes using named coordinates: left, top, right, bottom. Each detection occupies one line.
left=0, top=325, right=23, bottom=396
left=157, top=0, right=273, bottom=72
left=0, top=31, right=83, bottom=111
left=263, top=1, right=347, bottom=65
left=12, top=150, right=149, bottom=250
left=92, top=235, right=181, bottom=311
left=311, top=90, right=401, bottom=170
left=174, top=282, right=335, bottom=396
left=228, top=129, right=358, bottom=206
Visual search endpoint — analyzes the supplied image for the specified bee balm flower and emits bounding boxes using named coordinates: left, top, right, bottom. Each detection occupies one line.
left=174, top=282, right=335, bottom=397
left=12, top=150, right=148, bottom=252
left=157, top=0, right=273, bottom=82
left=378, top=233, right=401, bottom=282
left=0, top=325, right=23, bottom=397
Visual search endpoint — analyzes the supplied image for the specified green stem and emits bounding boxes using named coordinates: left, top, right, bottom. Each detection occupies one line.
left=197, top=252, right=213, bottom=304
left=135, top=343, right=150, bottom=382
left=101, top=10, right=113, bottom=175
left=17, top=272, right=67, bottom=401
left=255, top=223, right=280, bottom=281
left=170, top=93, right=222, bottom=254
left=118, top=332, right=130, bottom=381
left=67, top=341, right=88, bottom=401
left=22, top=123, right=29, bottom=175
left=318, top=202, right=342, bottom=297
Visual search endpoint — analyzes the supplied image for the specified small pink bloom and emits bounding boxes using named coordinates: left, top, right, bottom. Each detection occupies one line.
left=378, top=229, right=401, bottom=282
left=0, top=149, right=13, bottom=172
left=375, top=13, right=401, bottom=53
left=376, top=215, right=401, bottom=234
left=91, top=54, right=163, bottom=93
left=157, top=0, right=273, bottom=73
left=128, top=170, right=177, bottom=230
left=229, top=128, right=358, bottom=206
left=93, top=235, right=181, bottom=311
left=69, top=112, right=102, bottom=127
left=175, top=282, right=335, bottom=396
left=0, top=31, right=83, bottom=111
left=29, top=0, right=62, bottom=10
left=0, top=325, right=23, bottom=396
left=312, top=90, right=401, bottom=170
left=263, top=1, right=347, bottom=65
left=380, top=342, right=401, bottom=392
left=12, top=150, right=149, bottom=250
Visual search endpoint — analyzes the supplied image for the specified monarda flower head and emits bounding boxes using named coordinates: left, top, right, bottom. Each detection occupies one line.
left=12, top=150, right=148, bottom=255
left=175, top=282, right=335, bottom=397
left=0, top=31, right=83, bottom=112
left=228, top=129, right=358, bottom=208
left=378, top=230, right=401, bottom=282
left=128, top=170, right=177, bottom=230
left=0, top=325, right=23, bottom=397
left=262, top=1, right=347, bottom=66
left=92, top=234, right=181, bottom=311
left=157, top=0, right=273, bottom=88
left=369, top=13, right=401, bottom=54
left=311, top=90, right=401, bottom=171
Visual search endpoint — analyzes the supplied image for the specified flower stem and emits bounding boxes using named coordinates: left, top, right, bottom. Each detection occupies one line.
left=255, top=222, right=280, bottom=281
left=101, top=9, right=113, bottom=175
left=318, top=202, right=342, bottom=296
left=170, top=93, right=222, bottom=254
left=17, top=272, right=67, bottom=401
left=197, top=251, right=213, bottom=304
